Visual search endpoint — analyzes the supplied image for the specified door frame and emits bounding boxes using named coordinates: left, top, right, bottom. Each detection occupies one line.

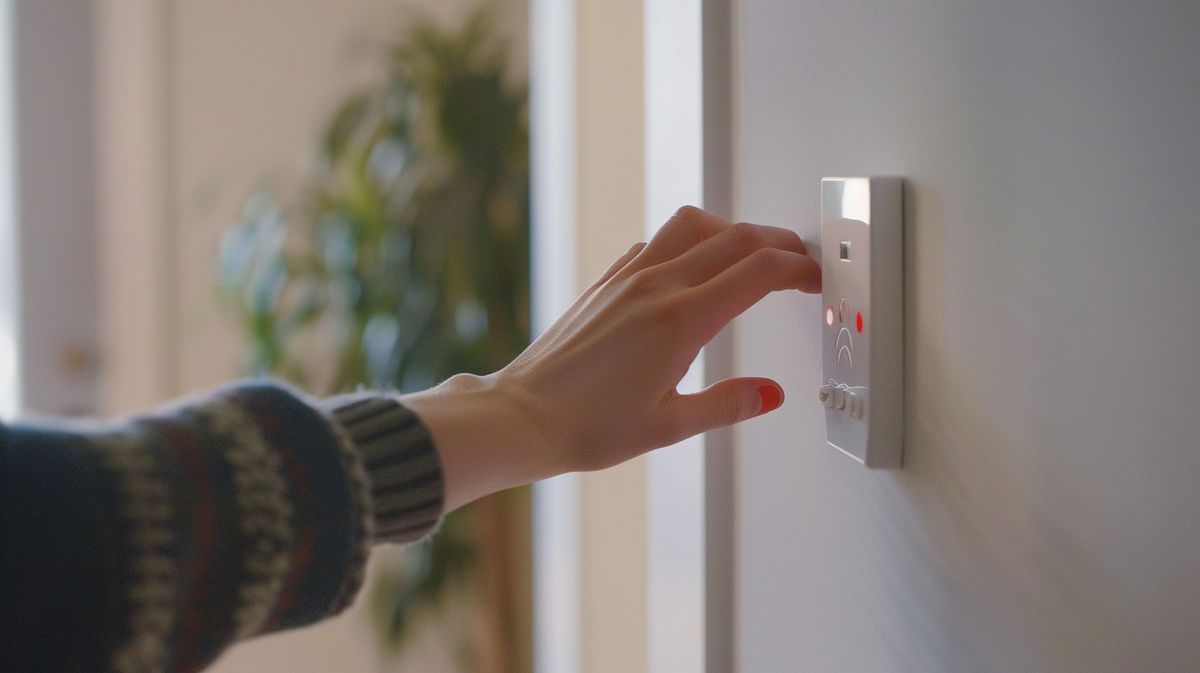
left=644, top=0, right=737, bottom=671
left=530, top=0, right=737, bottom=671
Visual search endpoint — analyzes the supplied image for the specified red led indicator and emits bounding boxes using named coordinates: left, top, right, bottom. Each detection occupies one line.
left=826, top=306, right=835, bottom=326
left=856, top=311, right=864, bottom=333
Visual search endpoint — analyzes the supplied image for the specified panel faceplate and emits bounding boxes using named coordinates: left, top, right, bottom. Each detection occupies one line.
left=820, top=177, right=904, bottom=468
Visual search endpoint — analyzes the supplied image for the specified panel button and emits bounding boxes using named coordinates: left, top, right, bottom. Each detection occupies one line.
left=848, top=391, right=865, bottom=419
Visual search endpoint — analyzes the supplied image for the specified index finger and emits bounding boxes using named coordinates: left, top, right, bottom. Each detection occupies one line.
left=690, top=247, right=821, bottom=339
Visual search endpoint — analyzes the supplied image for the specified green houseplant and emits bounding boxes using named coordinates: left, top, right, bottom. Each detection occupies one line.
left=217, top=9, right=529, bottom=669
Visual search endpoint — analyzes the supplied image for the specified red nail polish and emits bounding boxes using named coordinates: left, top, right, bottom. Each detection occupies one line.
left=757, top=385, right=784, bottom=415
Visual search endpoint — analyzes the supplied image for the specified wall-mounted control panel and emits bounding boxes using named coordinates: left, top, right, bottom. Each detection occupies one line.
left=820, top=177, right=903, bottom=468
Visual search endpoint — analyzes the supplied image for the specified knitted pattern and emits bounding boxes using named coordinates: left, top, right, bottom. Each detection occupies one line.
left=0, top=380, right=445, bottom=673
left=323, top=393, right=445, bottom=544
left=87, top=427, right=182, bottom=673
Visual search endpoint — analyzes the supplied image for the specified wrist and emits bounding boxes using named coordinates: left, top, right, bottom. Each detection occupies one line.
left=399, top=373, right=552, bottom=512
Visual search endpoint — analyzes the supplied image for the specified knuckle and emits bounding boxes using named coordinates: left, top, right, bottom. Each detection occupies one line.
left=725, top=393, right=750, bottom=426
left=667, top=205, right=713, bottom=246
left=729, top=221, right=764, bottom=251
left=625, top=268, right=658, bottom=295
left=702, top=391, right=747, bottom=430
left=790, top=230, right=808, bottom=248
left=749, top=246, right=784, bottom=273
left=780, top=228, right=807, bottom=252
left=672, top=204, right=703, bottom=222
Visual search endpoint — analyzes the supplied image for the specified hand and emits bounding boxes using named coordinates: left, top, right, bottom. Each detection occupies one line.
left=401, top=206, right=821, bottom=512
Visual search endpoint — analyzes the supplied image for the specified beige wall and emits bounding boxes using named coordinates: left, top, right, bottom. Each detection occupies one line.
left=99, top=0, right=526, bottom=413
left=575, top=1, right=649, bottom=673
left=529, top=0, right=652, bottom=671
left=168, top=0, right=527, bottom=398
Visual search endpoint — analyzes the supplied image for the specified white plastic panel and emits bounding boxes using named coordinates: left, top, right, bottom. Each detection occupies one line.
left=819, top=177, right=903, bottom=467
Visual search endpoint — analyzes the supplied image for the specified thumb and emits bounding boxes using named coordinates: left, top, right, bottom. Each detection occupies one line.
left=665, top=377, right=785, bottom=439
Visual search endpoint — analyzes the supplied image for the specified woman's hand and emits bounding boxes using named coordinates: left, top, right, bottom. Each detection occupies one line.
left=401, top=206, right=821, bottom=512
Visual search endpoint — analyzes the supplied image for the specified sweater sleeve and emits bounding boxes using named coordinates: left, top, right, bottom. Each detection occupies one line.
left=0, top=380, right=445, bottom=673
left=319, top=392, right=446, bottom=544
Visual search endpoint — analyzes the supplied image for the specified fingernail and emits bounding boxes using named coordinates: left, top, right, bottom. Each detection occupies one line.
left=757, top=384, right=784, bottom=415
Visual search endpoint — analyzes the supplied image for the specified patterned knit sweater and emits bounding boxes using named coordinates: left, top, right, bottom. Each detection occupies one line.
left=0, top=380, right=445, bottom=673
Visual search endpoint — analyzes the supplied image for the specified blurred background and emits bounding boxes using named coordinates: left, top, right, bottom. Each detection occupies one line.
left=0, top=0, right=667, bottom=671
left=7, top=1, right=1198, bottom=672
left=2, top=0, right=539, bottom=671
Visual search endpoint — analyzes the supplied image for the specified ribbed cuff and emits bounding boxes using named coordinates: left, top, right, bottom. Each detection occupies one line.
left=323, top=393, right=445, bottom=544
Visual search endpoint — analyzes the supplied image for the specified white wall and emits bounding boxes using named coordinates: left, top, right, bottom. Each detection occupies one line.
left=732, top=1, right=1200, bottom=671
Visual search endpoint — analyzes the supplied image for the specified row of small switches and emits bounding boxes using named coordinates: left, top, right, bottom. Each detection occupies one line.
left=818, top=380, right=865, bottom=419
